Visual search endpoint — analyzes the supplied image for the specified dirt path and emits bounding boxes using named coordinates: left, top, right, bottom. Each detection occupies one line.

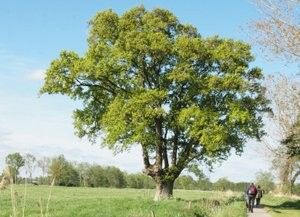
left=248, top=207, right=272, bottom=217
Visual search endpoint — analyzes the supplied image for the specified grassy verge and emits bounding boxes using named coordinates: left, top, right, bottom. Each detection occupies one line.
left=262, top=194, right=300, bottom=217
left=0, top=186, right=246, bottom=217
left=214, top=201, right=246, bottom=217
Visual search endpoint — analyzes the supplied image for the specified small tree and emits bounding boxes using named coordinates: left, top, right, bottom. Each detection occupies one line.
left=41, top=7, right=270, bottom=200
left=5, top=153, right=25, bottom=183
left=75, top=162, right=90, bottom=187
left=24, top=153, right=36, bottom=182
left=37, top=157, right=51, bottom=177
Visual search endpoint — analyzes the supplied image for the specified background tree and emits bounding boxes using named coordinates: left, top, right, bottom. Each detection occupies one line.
left=213, top=177, right=233, bottom=191
left=126, top=173, right=155, bottom=189
left=41, top=7, right=270, bottom=200
left=255, top=170, right=275, bottom=193
left=37, top=156, right=51, bottom=178
left=75, top=162, right=90, bottom=187
left=251, top=0, right=300, bottom=61
left=5, top=153, right=25, bottom=183
left=24, top=153, right=36, bottom=183
left=187, top=164, right=207, bottom=181
left=105, top=166, right=127, bottom=188
left=37, top=156, right=51, bottom=184
left=174, top=175, right=196, bottom=190
left=86, top=165, right=109, bottom=187
left=49, top=155, right=79, bottom=186
left=263, top=75, right=300, bottom=194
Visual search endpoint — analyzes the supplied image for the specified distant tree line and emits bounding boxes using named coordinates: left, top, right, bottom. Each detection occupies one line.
left=1, top=152, right=299, bottom=194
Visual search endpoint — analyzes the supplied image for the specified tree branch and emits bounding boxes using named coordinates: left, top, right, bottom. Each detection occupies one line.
left=75, top=79, right=116, bottom=96
left=155, top=118, right=163, bottom=170
left=171, top=130, right=179, bottom=166
left=141, top=144, right=151, bottom=169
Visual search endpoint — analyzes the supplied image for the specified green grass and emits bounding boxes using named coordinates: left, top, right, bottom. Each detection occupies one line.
left=262, top=194, right=300, bottom=217
left=0, top=185, right=246, bottom=217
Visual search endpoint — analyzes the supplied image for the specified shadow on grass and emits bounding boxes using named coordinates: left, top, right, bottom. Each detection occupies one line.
left=262, top=200, right=300, bottom=210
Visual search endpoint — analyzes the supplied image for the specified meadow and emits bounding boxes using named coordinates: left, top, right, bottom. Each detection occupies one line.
left=0, top=185, right=246, bottom=217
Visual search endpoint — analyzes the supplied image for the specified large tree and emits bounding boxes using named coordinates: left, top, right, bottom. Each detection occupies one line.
left=41, top=7, right=269, bottom=200
left=263, top=75, right=300, bottom=194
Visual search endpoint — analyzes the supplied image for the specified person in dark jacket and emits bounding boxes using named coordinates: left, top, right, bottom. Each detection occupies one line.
left=256, top=185, right=263, bottom=207
left=246, top=183, right=257, bottom=213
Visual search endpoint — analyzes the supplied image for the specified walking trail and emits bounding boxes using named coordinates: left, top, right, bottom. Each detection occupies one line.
left=248, top=207, right=272, bottom=217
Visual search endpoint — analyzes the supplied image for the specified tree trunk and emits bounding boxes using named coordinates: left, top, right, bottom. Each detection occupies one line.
left=290, top=170, right=300, bottom=194
left=154, top=180, right=174, bottom=201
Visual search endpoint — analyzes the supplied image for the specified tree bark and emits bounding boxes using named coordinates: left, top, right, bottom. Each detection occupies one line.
left=290, top=169, right=300, bottom=194
left=154, top=180, right=174, bottom=201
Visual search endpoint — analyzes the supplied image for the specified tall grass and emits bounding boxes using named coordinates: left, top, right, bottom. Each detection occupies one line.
left=22, top=178, right=27, bottom=217
left=45, top=178, right=55, bottom=217
left=3, top=171, right=55, bottom=217
left=10, top=176, right=17, bottom=217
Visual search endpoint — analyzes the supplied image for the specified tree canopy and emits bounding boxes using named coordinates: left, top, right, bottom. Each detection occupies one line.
left=41, top=6, right=270, bottom=200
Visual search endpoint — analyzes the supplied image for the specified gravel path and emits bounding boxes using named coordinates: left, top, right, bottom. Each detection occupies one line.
left=248, top=207, right=272, bottom=217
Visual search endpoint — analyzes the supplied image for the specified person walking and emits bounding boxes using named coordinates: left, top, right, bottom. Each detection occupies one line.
left=246, top=183, right=257, bottom=213
left=256, top=185, right=263, bottom=207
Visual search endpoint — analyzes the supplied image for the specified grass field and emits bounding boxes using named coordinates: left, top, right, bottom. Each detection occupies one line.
left=0, top=185, right=246, bottom=217
left=262, top=194, right=300, bottom=217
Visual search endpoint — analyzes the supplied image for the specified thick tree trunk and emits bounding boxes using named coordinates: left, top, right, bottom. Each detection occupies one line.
left=154, top=180, right=174, bottom=201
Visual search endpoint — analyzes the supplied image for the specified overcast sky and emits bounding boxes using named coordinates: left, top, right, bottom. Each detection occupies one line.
left=0, top=0, right=298, bottom=182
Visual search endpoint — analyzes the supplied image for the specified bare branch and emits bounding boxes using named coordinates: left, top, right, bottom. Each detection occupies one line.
left=250, top=0, right=300, bottom=61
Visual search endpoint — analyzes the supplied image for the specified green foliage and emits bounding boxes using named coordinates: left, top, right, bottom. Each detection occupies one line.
left=282, top=117, right=300, bottom=157
left=84, top=165, right=127, bottom=188
left=85, top=165, right=109, bottom=187
left=175, top=175, right=197, bottom=190
left=125, top=173, right=155, bottom=189
left=5, top=152, right=25, bottom=183
left=41, top=7, right=270, bottom=195
left=255, top=170, right=275, bottom=193
left=49, top=155, right=80, bottom=186
left=41, top=7, right=268, bottom=148
left=214, top=177, right=233, bottom=191
left=104, top=166, right=127, bottom=188
left=187, top=164, right=207, bottom=181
